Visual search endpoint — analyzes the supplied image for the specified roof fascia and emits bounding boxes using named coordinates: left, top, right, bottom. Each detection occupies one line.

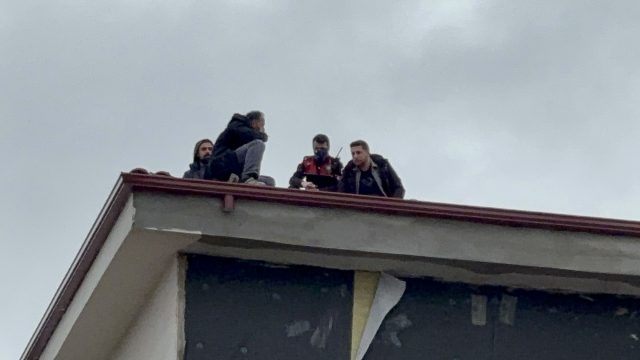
left=21, top=171, right=640, bottom=360
left=20, top=177, right=132, bottom=360
left=122, top=173, right=640, bottom=238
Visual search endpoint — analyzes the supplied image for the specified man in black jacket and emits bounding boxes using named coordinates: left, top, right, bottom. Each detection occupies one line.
left=338, top=140, right=405, bottom=198
left=289, top=134, right=343, bottom=192
left=183, top=138, right=275, bottom=186
left=206, top=111, right=271, bottom=186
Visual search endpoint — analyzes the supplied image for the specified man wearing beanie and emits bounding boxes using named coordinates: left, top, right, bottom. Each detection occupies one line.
left=289, top=134, right=343, bottom=192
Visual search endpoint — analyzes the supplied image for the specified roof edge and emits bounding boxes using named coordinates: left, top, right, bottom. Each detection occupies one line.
left=124, top=172, right=640, bottom=237
left=21, top=176, right=133, bottom=360
left=21, top=171, right=640, bottom=360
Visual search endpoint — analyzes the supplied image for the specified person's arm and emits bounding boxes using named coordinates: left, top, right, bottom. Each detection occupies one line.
left=386, top=162, right=405, bottom=199
left=230, top=121, right=268, bottom=144
left=289, top=163, right=305, bottom=188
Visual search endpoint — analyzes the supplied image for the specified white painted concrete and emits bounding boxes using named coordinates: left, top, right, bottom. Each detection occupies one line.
left=132, top=193, right=640, bottom=278
left=110, top=255, right=185, bottom=360
left=30, top=189, right=640, bottom=360
left=39, top=214, right=200, bottom=360
left=40, top=195, right=136, bottom=360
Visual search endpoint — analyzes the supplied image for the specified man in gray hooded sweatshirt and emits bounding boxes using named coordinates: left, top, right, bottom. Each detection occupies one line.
left=183, top=138, right=275, bottom=186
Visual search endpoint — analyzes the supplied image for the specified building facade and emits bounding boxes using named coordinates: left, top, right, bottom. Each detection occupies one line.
left=20, top=172, right=640, bottom=360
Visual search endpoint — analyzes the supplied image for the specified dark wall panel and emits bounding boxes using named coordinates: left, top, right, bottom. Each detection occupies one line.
left=364, top=278, right=640, bottom=360
left=184, top=254, right=353, bottom=360
left=363, top=279, right=495, bottom=360
left=493, top=290, right=640, bottom=360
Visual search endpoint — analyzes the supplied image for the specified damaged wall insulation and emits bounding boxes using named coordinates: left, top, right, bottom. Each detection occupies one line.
left=362, top=277, right=640, bottom=360
left=183, top=254, right=353, bottom=360
left=351, top=271, right=381, bottom=360
left=182, top=254, right=640, bottom=360
left=355, top=273, right=406, bottom=360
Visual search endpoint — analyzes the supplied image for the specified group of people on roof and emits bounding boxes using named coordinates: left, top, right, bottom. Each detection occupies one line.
left=183, top=111, right=405, bottom=199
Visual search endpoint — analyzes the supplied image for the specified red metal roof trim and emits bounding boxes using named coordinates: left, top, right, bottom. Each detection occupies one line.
left=125, top=172, right=640, bottom=237
left=21, top=171, right=640, bottom=360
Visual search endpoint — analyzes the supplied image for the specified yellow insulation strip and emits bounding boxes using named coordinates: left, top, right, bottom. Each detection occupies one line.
left=351, top=271, right=381, bottom=360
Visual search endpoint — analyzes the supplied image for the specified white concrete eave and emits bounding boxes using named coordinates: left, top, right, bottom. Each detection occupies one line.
left=21, top=173, right=640, bottom=360
left=26, top=194, right=201, bottom=360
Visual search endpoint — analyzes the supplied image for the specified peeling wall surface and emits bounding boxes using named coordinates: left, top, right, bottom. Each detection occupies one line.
left=182, top=254, right=640, bottom=360
left=183, top=254, right=353, bottom=360
left=129, top=193, right=640, bottom=360
left=363, top=277, right=640, bottom=360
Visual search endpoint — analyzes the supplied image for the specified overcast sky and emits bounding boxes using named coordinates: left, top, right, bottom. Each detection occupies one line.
left=2, top=0, right=640, bottom=358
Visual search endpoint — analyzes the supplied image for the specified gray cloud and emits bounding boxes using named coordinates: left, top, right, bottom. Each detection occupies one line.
left=2, top=1, right=640, bottom=358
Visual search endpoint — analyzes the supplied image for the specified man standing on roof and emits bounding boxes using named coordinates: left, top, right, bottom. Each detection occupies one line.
left=289, top=134, right=343, bottom=192
left=203, top=111, right=272, bottom=186
left=183, top=138, right=275, bottom=186
left=338, top=140, right=405, bottom=198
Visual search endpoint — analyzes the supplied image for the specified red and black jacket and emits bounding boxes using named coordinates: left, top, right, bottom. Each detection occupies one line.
left=289, top=156, right=343, bottom=192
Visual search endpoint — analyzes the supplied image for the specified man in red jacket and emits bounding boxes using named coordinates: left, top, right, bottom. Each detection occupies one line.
left=289, top=134, right=343, bottom=192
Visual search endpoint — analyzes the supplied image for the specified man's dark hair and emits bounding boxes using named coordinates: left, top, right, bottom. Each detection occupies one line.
left=313, top=134, right=330, bottom=145
left=193, top=138, right=213, bottom=163
left=246, top=111, right=263, bottom=122
left=350, top=140, right=370, bottom=152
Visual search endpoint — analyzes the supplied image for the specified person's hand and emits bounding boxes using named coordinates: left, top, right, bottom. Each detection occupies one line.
left=301, top=181, right=318, bottom=191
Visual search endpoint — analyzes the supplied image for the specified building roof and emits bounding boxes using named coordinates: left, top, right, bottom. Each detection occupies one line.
left=21, top=170, right=640, bottom=360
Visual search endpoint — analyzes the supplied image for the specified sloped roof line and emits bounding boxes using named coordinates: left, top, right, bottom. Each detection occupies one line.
left=21, top=171, right=640, bottom=360
left=20, top=176, right=132, bottom=360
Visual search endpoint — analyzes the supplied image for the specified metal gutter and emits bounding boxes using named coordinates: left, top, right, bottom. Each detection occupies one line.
left=126, top=172, right=640, bottom=237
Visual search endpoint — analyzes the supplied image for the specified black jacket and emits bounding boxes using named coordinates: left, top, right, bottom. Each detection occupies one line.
left=289, top=157, right=343, bottom=192
left=338, top=154, right=405, bottom=198
left=183, top=161, right=206, bottom=180
left=205, top=114, right=267, bottom=181
left=183, top=139, right=212, bottom=179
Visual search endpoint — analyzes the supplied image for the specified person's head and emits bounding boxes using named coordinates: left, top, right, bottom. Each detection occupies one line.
left=350, top=140, right=370, bottom=168
left=312, top=134, right=330, bottom=151
left=312, top=134, right=330, bottom=163
left=194, top=139, right=213, bottom=163
left=246, top=111, right=265, bottom=131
